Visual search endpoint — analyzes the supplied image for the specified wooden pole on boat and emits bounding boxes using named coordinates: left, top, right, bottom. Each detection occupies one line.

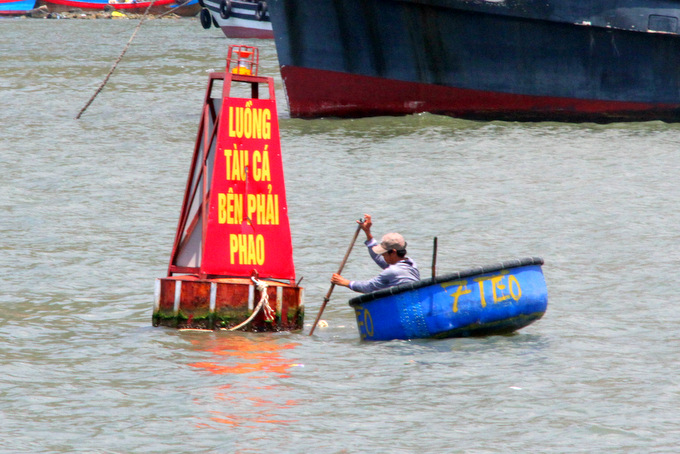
left=431, top=236, right=438, bottom=278
left=309, top=222, right=363, bottom=336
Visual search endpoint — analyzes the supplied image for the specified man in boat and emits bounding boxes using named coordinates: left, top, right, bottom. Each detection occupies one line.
left=331, top=214, right=420, bottom=293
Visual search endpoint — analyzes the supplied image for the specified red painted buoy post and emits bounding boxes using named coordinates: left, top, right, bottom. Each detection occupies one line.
left=153, top=46, right=304, bottom=331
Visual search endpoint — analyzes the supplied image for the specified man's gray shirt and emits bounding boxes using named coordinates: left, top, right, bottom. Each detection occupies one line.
left=349, top=238, right=420, bottom=293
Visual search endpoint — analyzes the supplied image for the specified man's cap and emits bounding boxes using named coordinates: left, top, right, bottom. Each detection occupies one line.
left=372, top=232, right=407, bottom=255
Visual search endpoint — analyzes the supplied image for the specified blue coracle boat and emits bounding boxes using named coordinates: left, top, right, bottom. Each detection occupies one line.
left=348, top=257, right=547, bottom=341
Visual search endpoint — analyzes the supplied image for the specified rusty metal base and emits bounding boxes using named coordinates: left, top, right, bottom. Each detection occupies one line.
left=153, top=276, right=304, bottom=331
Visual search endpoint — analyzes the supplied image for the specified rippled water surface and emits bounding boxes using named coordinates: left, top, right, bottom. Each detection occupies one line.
left=2, top=19, right=680, bottom=453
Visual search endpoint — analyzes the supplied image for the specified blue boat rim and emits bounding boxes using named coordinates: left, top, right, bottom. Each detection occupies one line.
left=348, top=257, right=545, bottom=306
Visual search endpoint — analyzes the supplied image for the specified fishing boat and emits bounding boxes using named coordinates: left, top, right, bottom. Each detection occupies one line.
left=37, top=0, right=200, bottom=16
left=349, top=257, right=547, bottom=341
left=198, top=0, right=272, bottom=39
left=0, top=0, right=36, bottom=15
left=169, top=0, right=200, bottom=17
left=268, top=0, right=680, bottom=122
left=153, top=45, right=304, bottom=331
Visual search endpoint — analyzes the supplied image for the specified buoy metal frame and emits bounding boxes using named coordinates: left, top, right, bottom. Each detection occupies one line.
left=153, top=49, right=304, bottom=331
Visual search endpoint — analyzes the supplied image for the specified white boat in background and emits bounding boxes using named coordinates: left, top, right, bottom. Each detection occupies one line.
left=198, top=0, right=272, bottom=39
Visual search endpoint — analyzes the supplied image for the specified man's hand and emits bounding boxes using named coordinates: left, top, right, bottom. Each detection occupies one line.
left=359, top=214, right=373, bottom=241
left=331, top=273, right=350, bottom=287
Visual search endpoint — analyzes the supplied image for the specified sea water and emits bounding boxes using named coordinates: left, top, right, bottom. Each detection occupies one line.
left=1, top=18, right=680, bottom=452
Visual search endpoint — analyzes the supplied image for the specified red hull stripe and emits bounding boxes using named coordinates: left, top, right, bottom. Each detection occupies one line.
left=219, top=26, right=273, bottom=39
left=42, top=0, right=175, bottom=9
left=281, top=66, right=680, bottom=122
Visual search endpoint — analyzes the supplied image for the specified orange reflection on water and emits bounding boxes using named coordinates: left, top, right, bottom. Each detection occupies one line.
left=189, top=336, right=299, bottom=378
left=187, top=334, right=302, bottom=429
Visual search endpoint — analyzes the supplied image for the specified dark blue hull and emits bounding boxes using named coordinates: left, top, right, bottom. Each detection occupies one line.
left=269, top=0, right=680, bottom=121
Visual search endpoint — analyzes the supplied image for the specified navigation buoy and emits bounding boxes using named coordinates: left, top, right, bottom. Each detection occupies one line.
left=153, top=45, right=304, bottom=331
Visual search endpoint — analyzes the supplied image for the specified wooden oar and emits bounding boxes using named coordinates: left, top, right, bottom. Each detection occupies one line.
left=309, top=221, right=363, bottom=336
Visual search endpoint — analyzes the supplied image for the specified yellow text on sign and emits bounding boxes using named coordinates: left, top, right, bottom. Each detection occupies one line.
left=217, top=188, right=279, bottom=225
left=223, top=147, right=271, bottom=182
left=252, top=148, right=271, bottom=182
left=247, top=188, right=279, bottom=225
left=228, top=103, right=272, bottom=140
left=224, top=146, right=248, bottom=181
left=218, top=188, right=243, bottom=224
left=441, top=270, right=522, bottom=313
left=229, top=234, right=265, bottom=265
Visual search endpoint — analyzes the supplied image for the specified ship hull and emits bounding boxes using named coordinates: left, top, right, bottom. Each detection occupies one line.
left=269, top=0, right=680, bottom=122
left=37, top=0, right=187, bottom=14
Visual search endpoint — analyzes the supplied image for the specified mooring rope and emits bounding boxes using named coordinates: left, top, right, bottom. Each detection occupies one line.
left=227, top=277, right=274, bottom=331
left=75, top=0, right=157, bottom=119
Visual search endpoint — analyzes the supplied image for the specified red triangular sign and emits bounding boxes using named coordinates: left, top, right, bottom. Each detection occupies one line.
left=200, top=95, right=295, bottom=280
